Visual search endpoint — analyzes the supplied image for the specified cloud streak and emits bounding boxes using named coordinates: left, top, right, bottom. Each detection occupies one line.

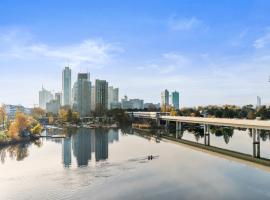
left=0, top=29, right=123, bottom=70
left=254, top=28, right=270, bottom=49
left=168, top=16, right=206, bottom=31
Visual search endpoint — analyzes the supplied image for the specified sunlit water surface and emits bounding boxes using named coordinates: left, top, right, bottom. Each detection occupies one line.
left=1, top=128, right=270, bottom=200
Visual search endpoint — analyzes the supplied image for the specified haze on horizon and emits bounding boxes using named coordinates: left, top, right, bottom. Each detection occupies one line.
left=0, top=0, right=270, bottom=108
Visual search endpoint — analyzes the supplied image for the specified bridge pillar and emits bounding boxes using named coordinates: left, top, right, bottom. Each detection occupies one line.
left=252, top=129, right=261, bottom=158
left=156, top=114, right=161, bottom=128
left=176, top=122, right=182, bottom=131
left=204, top=124, right=210, bottom=146
left=165, top=120, right=169, bottom=129
left=257, top=129, right=260, bottom=158
left=175, top=122, right=181, bottom=139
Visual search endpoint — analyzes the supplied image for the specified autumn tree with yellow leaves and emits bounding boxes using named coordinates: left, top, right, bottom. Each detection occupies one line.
left=0, top=106, right=7, bottom=129
left=7, top=112, right=42, bottom=139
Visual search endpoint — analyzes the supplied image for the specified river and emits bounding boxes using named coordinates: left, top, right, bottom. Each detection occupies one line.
left=0, top=127, right=270, bottom=200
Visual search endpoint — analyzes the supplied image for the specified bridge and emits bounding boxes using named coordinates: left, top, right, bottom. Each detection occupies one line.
left=128, top=112, right=270, bottom=159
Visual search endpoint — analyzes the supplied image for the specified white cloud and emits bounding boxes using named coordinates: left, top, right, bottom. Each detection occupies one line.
left=168, top=16, right=205, bottom=31
left=0, top=28, right=124, bottom=106
left=131, top=50, right=270, bottom=106
left=137, top=52, right=190, bottom=74
left=253, top=28, right=270, bottom=49
left=0, top=29, right=123, bottom=70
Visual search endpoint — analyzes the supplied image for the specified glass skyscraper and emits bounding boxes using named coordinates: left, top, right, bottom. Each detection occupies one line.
left=171, top=91, right=180, bottom=110
left=62, top=67, right=72, bottom=106
left=161, top=89, right=170, bottom=107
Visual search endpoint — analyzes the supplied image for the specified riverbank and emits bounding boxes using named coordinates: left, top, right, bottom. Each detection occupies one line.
left=48, top=122, right=120, bottom=129
left=0, top=135, right=40, bottom=148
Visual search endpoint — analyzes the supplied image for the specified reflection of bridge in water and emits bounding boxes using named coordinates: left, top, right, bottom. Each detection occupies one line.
left=62, top=128, right=119, bottom=167
left=129, top=112, right=270, bottom=160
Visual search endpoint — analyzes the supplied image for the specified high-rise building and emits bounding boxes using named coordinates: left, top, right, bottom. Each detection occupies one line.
left=121, top=95, right=132, bottom=109
left=113, top=88, right=119, bottom=103
left=39, top=86, right=53, bottom=109
left=76, top=73, right=91, bottom=117
left=46, top=99, right=61, bottom=114
left=171, top=91, right=180, bottom=110
left=161, top=89, right=169, bottom=107
left=72, top=82, right=78, bottom=110
left=130, top=99, right=144, bottom=109
left=55, top=92, right=62, bottom=105
left=108, top=86, right=114, bottom=110
left=120, top=96, right=143, bottom=110
left=257, top=96, right=262, bottom=108
left=62, top=67, right=72, bottom=106
left=95, top=79, right=108, bottom=115
left=108, top=86, right=119, bottom=109
left=91, top=86, right=96, bottom=111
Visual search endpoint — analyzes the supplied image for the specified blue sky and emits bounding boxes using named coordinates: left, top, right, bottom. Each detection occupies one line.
left=0, top=0, right=270, bottom=107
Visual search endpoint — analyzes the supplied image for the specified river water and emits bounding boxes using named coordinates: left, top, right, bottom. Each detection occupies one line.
left=1, top=127, right=270, bottom=200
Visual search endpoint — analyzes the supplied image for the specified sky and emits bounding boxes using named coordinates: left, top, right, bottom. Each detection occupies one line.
left=0, top=0, right=270, bottom=107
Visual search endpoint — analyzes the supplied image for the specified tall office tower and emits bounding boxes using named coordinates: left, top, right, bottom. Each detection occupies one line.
left=55, top=92, right=62, bottom=105
left=95, top=79, right=108, bottom=115
left=161, top=89, right=170, bottom=107
left=171, top=91, right=180, bottom=110
left=108, top=86, right=114, bottom=110
left=91, top=86, right=96, bottom=111
left=39, top=86, right=53, bottom=109
left=76, top=73, right=91, bottom=117
left=113, top=88, right=119, bottom=103
left=72, top=82, right=78, bottom=110
left=257, top=96, right=262, bottom=108
left=62, top=66, right=72, bottom=106
left=108, top=86, right=119, bottom=110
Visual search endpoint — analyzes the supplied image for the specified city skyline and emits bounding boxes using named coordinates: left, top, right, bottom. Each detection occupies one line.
left=1, top=0, right=270, bottom=107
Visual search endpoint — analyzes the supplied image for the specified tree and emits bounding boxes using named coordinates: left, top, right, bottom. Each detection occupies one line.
left=31, top=124, right=42, bottom=135
left=67, top=109, right=72, bottom=122
left=72, top=112, right=80, bottom=123
left=170, top=107, right=177, bottom=116
left=15, top=112, right=30, bottom=133
left=48, top=116, right=54, bottom=124
left=7, top=112, right=42, bottom=139
left=31, top=107, right=45, bottom=119
left=0, top=106, right=7, bottom=129
left=247, top=110, right=256, bottom=119
left=8, top=121, right=19, bottom=139
left=59, top=109, right=68, bottom=124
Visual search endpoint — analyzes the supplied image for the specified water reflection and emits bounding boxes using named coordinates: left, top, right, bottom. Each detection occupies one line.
left=0, top=140, right=42, bottom=164
left=63, top=138, right=72, bottom=167
left=0, top=128, right=119, bottom=167
left=62, top=128, right=119, bottom=167
left=170, top=125, right=270, bottom=159
left=72, top=128, right=92, bottom=166
left=175, top=125, right=270, bottom=144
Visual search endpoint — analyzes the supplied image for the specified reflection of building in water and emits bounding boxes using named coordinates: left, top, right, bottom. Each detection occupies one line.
left=61, top=128, right=111, bottom=167
left=62, top=138, right=72, bottom=167
left=72, top=128, right=92, bottom=166
left=95, top=129, right=109, bottom=161
left=108, top=129, right=119, bottom=144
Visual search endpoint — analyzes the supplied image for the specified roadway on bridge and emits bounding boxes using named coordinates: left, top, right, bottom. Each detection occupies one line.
left=130, top=112, right=270, bottom=130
